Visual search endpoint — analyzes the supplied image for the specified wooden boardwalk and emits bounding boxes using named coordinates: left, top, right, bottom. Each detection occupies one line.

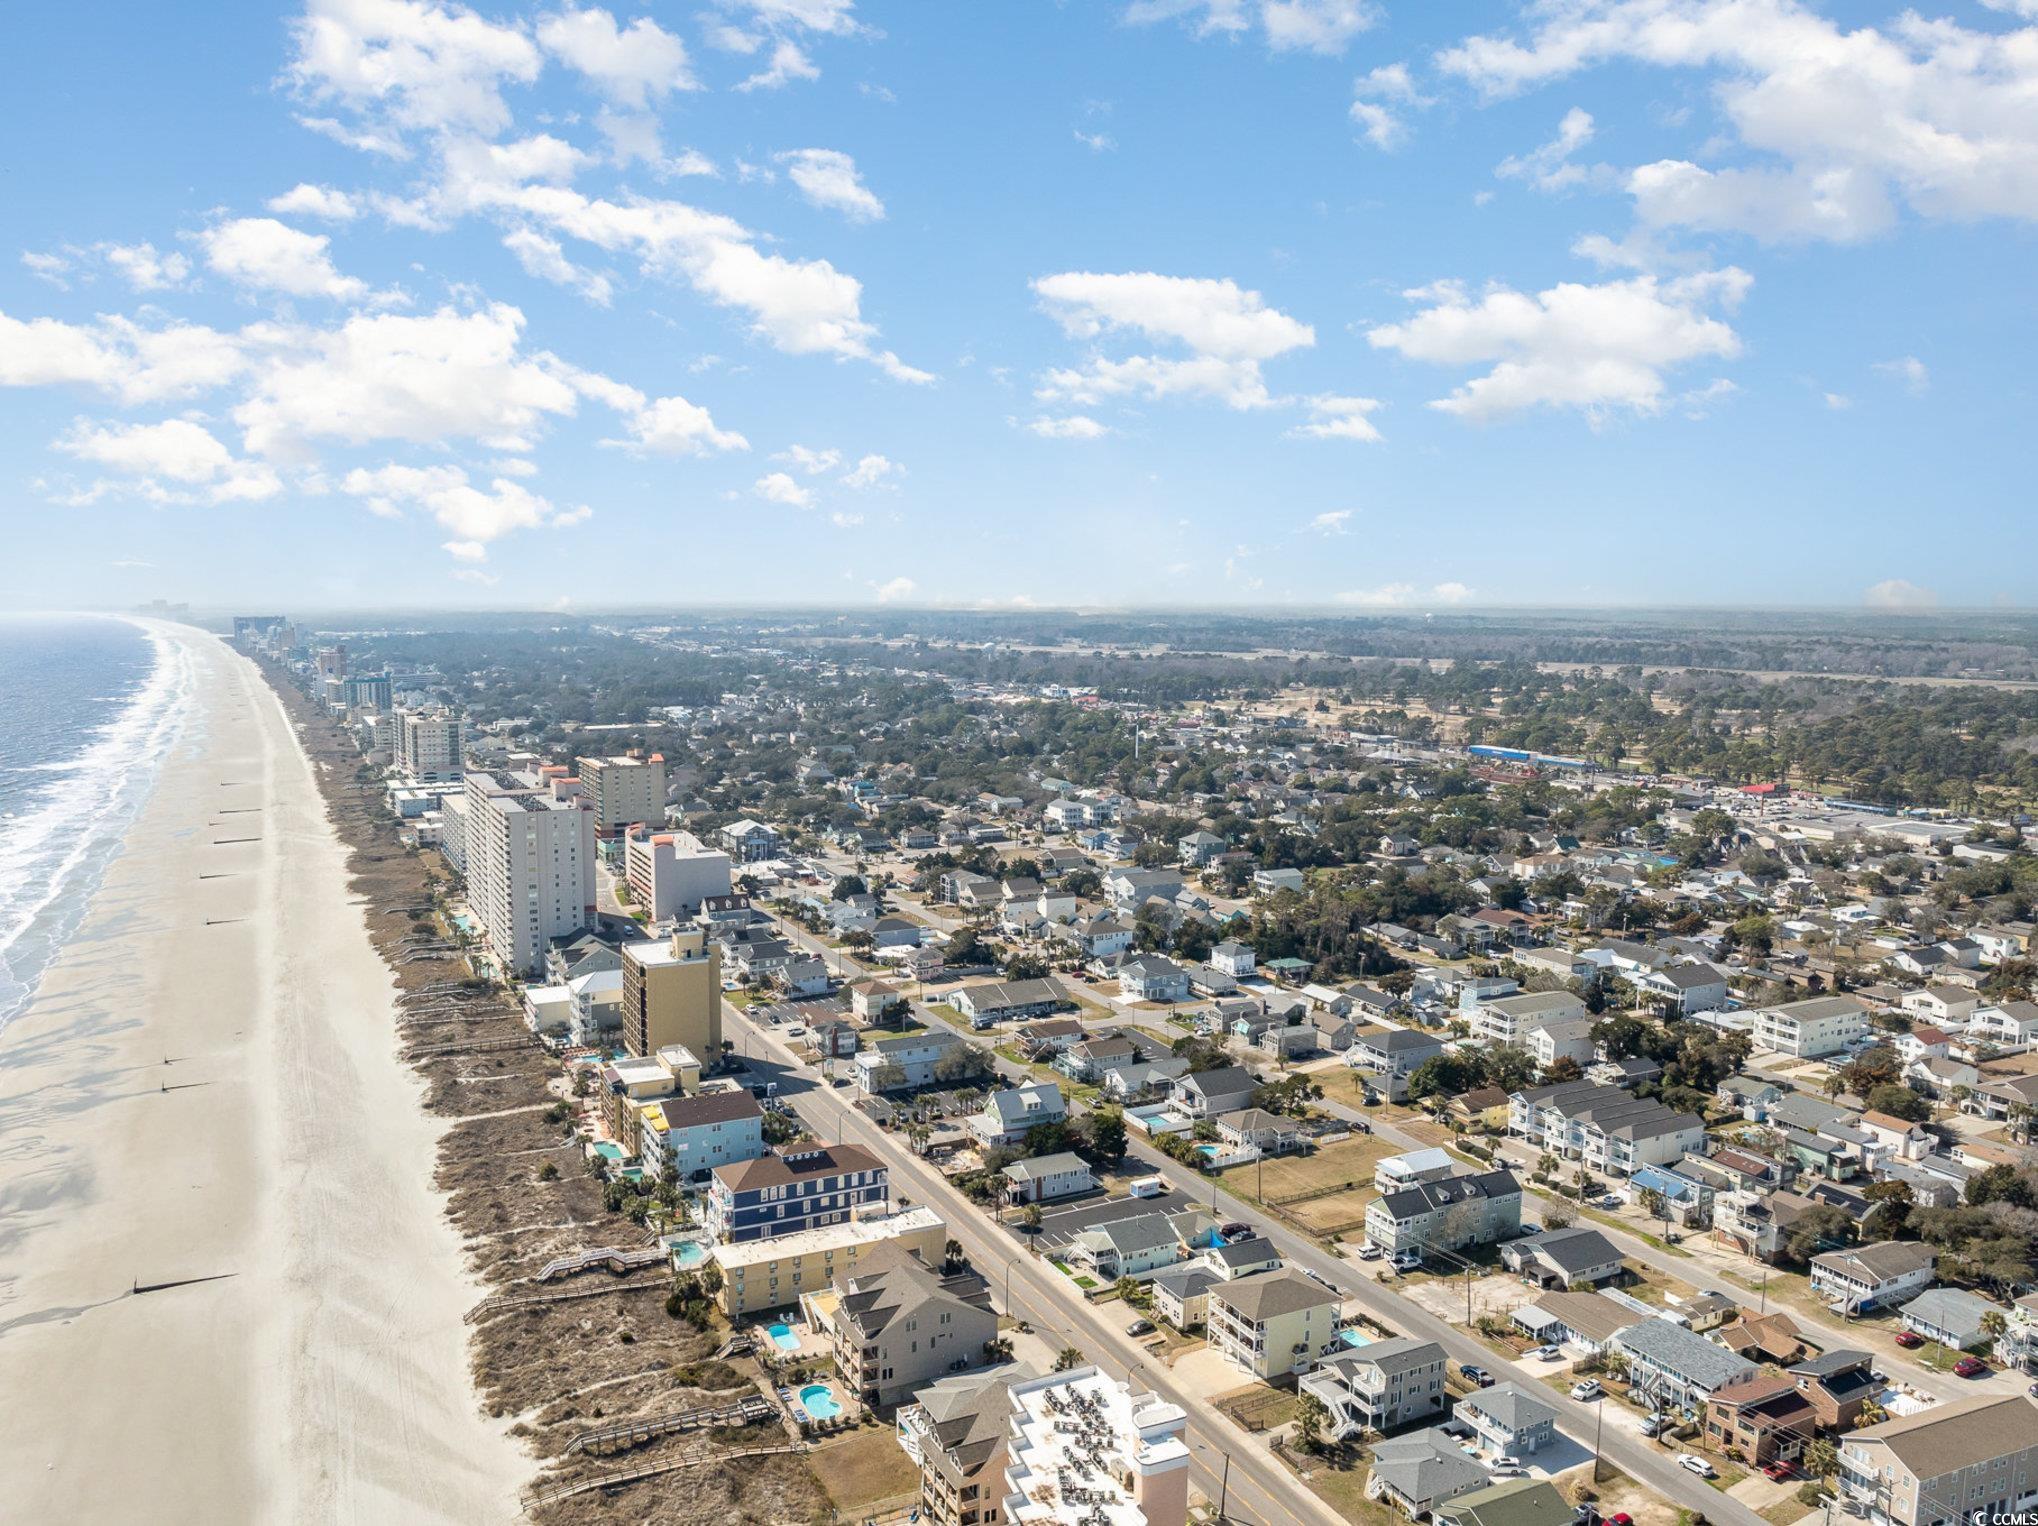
left=562, top=1393, right=778, bottom=1457
left=521, top=1439, right=810, bottom=1511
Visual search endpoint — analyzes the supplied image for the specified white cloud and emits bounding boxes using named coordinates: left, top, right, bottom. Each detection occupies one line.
left=286, top=0, right=544, bottom=140
left=738, top=39, right=820, bottom=90
left=1864, top=577, right=1936, bottom=611
left=1366, top=267, right=1750, bottom=421
left=1876, top=355, right=1929, bottom=394
left=778, top=148, right=884, bottom=221
left=200, top=217, right=368, bottom=301
left=502, top=226, right=613, bottom=304
left=55, top=417, right=282, bottom=503
left=233, top=301, right=580, bottom=458
left=829, top=510, right=864, bottom=527
left=296, top=113, right=412, bottom=160
left=1126, top=0, right=1378, bottom=55
left=537, top=7, right=696, bottom=106
left=1288, top=393, right=1384, bottom=441
left=1032, top=270, right=1313, bottom=410
left=442, top=537, right=488, bottom=561
left=778, top=444, right=841, bottom=474
left=873, top=575, right=916, bottom=602
left=609, top=392, right=749, bottom=455
left=1438, top=0, right=2038, bottom=242
left=754, top=470, right=813, bottom=507
left=1350, top=63, right=1431, bottom=150
left=100, top=242, right=192, bottom=291
left=341, top=461, right=585, bottom=546
left=1338, top=580, right=1473, bottom=606
left=1028, top=414, right=1110, bottom=439
left=1823, top=391, right=1851, bottom=410
left=1306, top=509, right=1351, bottom=534
left=0, top=309, right=250, bottom=404
left=841, top=452, right=901, bottom=488
left=267, top=183, right=361, bottom=221
left=1074, top=129, right=1117, bottom=153
left=1496, top=107, right=1597, bottom=192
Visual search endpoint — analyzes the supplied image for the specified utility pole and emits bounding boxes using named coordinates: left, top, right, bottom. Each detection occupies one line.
left=1591, top=1395, right=1605, bottom=1485
left=1217, top=1450, right=1231, bottom=1522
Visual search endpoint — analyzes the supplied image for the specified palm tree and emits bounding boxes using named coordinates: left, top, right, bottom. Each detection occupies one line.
left=1536, top=1152, right=1560, bottom=1181
left=1982, top=1309, right=2009, bottom=1352
left=1804, top=1438, right=1838, bottom=1478
left=1053, top=1346, right=1084, bottom=1372
left=944, top=1237, right=967, bottom=1273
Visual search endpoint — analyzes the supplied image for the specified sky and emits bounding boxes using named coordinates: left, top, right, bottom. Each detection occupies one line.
left=1, top=0, right=2034, bottom=614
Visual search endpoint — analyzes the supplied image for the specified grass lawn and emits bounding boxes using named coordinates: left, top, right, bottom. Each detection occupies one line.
left=1758, top=1496, right=1821, bottom=1525
left=813, top=1423, right=922, bottom=1515
left=1306, top=1461, right=1401, bottom=1525
left=1222, top=1134, right=1398, bottom=1202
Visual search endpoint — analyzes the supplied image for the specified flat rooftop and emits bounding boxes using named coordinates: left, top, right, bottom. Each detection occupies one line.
left=711, top=1205, right=944, bottom=1271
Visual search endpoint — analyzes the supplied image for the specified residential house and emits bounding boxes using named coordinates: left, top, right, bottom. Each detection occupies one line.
left=1899, top=1286, right=1996, bottom=1351
left=1508, top=1081, right=1707, bottom=1178
left=1066, top=1207, right=1214, bottom=1283
left=1251, top=867, right=1306, bottom=897
left=1206, top=1269, right=1341, bottom=1378
left=1637, top=962, right=1732, bottom=1014
left=1300, top=1337, right=1450, bottom=1440
left=1001, top=1152, right=1095, bottom=1205
left=1365, top=1169, right=1523, bottom=1258
left=1170, top=1066, right=1258, bottom=1120
left=949, top=978, right=1069, bottom=1028
left=638, top=1088, right=766, bottom=1184
left=1367, top=1429, right=1491, bottom=1520
left=1839, top=1395, right=2038, bottom=1526
left=1521, top=1015, right=1597, bottom=1070
left=1374, top=1147, right=1461, bottom=1196
left=1754, top=994, right=1872, bottom=1058
left=1510, top=1292, right=1637, bottom=1357
left=704, top=1144, right=890, bottom=1244
left=969, top=1082, right=1067, bottom=1148
left=856, top=1028, right=968, bottom=1094
left=895, top=1365, right=1023, bottom=1526
left=1703, top=1374, right=1817, bottom=1467
left=1498, top=1227, right=1624, bottom=1289
left=829, top=1243, right=997, bottom=1408
left=1468, top=991, right=1586, bottom=1048
left=1433, top=1481, right=1573, bottom=1526
left=1148, top=1267, right=1220, bottom=1332
left=1456, top=1383, right=1560, bottom=1459
left=1116, top=954, right=1193, bottom=1004
left=1718, top=1311, right=1809, bottom=1366
left=1346, top=1027, right=1445, bottom=1102
left=1789, top=1349, right=1880, bottom=1432
left=1216, top=1108, right=1302, bottom=1157
left=1058, top=1035, right=1140, bottom=1084
left=1809, top=1241, right=1937, bottom=1315
left=1210, top=940, right=1256, bottom=978
left=1614, top=1317, right=1759, bottom=1415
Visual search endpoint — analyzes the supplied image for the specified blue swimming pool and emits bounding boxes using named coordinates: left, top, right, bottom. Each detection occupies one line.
left=1340, top=1328, right=1373, bottom=1347
left=675, top=1241, right=707, bottom=1269
left=799, top=1383, right=843, bottom=1421
left=1195, top=1143, right=1219, bottom=1159
left=768, top=1321, right=800, bottom=1351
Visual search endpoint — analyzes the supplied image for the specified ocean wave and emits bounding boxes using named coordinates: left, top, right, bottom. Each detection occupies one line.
left=0, top=621, right=196, bottom=1034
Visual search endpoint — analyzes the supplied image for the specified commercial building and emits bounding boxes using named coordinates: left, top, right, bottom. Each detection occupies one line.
left=1001, top=1367, right=1190, bottom=1526
left=462, top=769, right=595, bottom=977
left=704, top=1143, right=889, bottom=1244
left=622, top=828, right=732, bottom=921
left=827, top=1242, right=997, bottom=1408
left=577, top=753, right=668, bottom=836
left=711, top=1203, right=945, bottom=1317
left=638, top=1087, right=763, bottom=1184
left=399, top=709, right=466, bottom=783
left=620, top=928, right=723, bottom=1059
left=1839, top=1395, right=2038, bottom=1526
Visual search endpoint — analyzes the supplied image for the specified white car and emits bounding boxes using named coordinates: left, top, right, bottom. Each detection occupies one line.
left=1526, top=1345, right=1562, bottom=1361
left=1357, top=1244, right=1383, bottom=1261
left=1678, top=1455, right=1717, bottom=1479
left=1488, top=1461, right=1527, bottom=1479
left=1569, top=1380, right=1603, bottom=1401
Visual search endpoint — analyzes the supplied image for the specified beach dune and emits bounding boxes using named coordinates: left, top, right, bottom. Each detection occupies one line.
left=0, top=626, right=519, bottom=1522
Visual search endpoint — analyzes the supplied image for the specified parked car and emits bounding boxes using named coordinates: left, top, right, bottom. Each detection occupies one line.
left=1764, top=1461, right=1798, bottom=1482
left=1606, top=1514, right=1634, bottom=1526
left=1526, top=1345, right=1562, bottom=1361
left=1639, top=1415, right=1665, bottom=1438
left=1569, top=1380, right=1604, bottom=1401
left=1352, top=1120, right=1372, bottom=1134
left=1459, top=1364, right=1493, bottom=1387
left=1678, top=1456, right=1717, bottom=1479
left=1893, top=1330, right=1924, bottom=1349
left=1597, top=1194, right=1621, bottom=1208
left=1126, top=1318, right=1155, bottom=1337
left=1488, top=1461, right=1526, bottom=1479
left=1357, top=1244, right=1383, bottom=1261
left=1955, top=1356, right=1989, bottom=1378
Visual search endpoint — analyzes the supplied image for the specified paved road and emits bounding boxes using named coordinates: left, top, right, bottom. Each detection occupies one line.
left=754, top=908, right=1755, bottom=1525
left=724, top=1000, right=1341, bottom=1526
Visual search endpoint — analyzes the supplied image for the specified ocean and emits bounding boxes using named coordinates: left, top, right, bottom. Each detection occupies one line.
left=0, top=615, right=193, bottom=1035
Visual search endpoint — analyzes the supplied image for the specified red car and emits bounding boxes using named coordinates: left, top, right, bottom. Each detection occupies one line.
left=1955, top=1356, right=1989, bottom=1378
left=1893, top=1330, right=1924, bottom=1349
left=1764, top=1462, right=1798, bottom=1482
left=1607, top=1515, right=1634, bottom=1526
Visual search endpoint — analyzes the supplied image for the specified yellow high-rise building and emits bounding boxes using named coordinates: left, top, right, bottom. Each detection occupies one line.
left=621, top=928, right=723, bottom=1058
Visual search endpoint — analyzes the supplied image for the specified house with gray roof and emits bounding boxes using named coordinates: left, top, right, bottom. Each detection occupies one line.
left=1455, top=1382, right=1559, bottom=1458
left=1614, top=1317, right=1759, bottom=1414
left=969, top=1080, right=1066, bottom=1148
left=1301, top=1337, right=1450, bottom=1440
left=1899, top=1286, right=1997, bottom=1351
left=1170, top=1064, right=1258, bottom=1119
left=1368, top=1427, right=1492, bottom=1519
left=1498, top=1226, right=1625, bottom=1289
left=1000, top=1151, right=1094, bottom=1205
left=1434, top=1480, right=1573, bottom=1526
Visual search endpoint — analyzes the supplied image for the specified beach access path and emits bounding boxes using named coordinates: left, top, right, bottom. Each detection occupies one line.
left=0, top=624, right=520, bottom=1523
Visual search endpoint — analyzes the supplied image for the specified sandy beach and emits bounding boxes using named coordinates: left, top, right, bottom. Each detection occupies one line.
left=0, top=625, right=521, bottom=1522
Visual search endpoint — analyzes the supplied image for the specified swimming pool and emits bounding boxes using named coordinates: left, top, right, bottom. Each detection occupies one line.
left=1339, top=1328, right=1373, bottom=1347
left=674, top=1241, right=708, bottom=1269
left=1195, top=1143, right=1219, bottom=1159
left=767, top=1321, right=801, bottom=1352
left=798, top=1383, right=843, bottom=1421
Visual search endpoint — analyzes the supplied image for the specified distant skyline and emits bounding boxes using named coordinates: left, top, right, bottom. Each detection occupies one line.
left=3, top=0, right=2035, bottom=612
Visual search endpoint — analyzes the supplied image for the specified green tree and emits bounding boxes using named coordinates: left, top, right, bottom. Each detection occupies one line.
left=1294, top=1391, right=1328, bottom=1455
left=1864, top=1083, right=1929, bottom=1123
left=1053, top=1346, right=1084, bottom=1372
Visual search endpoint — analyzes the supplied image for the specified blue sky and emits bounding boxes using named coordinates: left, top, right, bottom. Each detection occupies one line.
left=1, top=0, right=2033, bottom=613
